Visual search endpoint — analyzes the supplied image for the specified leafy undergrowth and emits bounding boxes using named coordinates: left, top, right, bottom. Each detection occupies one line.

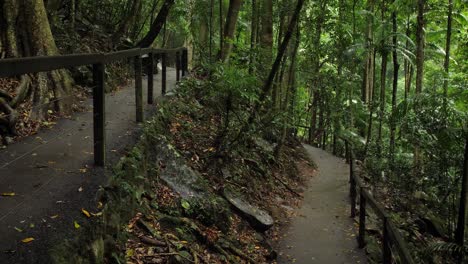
left=120, top=75, right=312, bottom=263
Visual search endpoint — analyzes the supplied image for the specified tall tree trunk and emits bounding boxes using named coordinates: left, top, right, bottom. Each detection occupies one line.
left=258, top=0, right=273, bottom=77
left=113, top=0, right=142, bottom=43
left=455, top=136, right=468, bottom=261
left=414, top=0, right=426, bottom=176
left=137, top=0, right=175, bottom=47
left=0, top=0, right=74, bottom=137
left=249, top=0, right=258, bottom=72
left=275, top=23, right=300, bottom=158
left=415, top=0, right=425, bottom=94
left=309, top=91, right=319, bottom=144
left=239, top=0, right=305, bottom=138
left=219, top=0, right=224, bottom=54
left=219, top=0, right=243, bottom=62
left=443, top=0, right=453, bottom=107
left=377, top=1, right=388, bottom=156
left=362, top=0, right=375, bottom=105
left=404, top=14, right=413, bottom=101
left=308, top=1, right=327, bottom=145
left=389, top=9, right=399, bottom=162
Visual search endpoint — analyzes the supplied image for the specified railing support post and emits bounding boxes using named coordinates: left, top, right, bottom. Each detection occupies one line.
left=162, top=53, right=167, bottom=95
left=147, top=53, right=154, bottom=104
left=134, top=55, right=143, bottom=123
left=176, top=51, right=180, bottom=82
left=182, top=48, right=188, bottom=77
left=383, top=218, right=392, bottom=264
left=92, top=63, right=106, bottom=166
left=155, top=54, right=159, bottom=75
left=358, top=188, right=367, bottom=248
left=349, top=147, right=357, bottom=217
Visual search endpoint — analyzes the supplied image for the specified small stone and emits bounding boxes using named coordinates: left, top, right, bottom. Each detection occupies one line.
left=4, top=136, right=14, bottom=145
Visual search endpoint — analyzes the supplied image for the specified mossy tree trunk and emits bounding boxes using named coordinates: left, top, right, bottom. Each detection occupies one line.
left=0, top=0, right=73, bottom=138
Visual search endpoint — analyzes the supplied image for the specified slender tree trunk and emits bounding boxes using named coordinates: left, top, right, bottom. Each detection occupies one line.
left=404, top=14, right=413, bottom=101
left=377, top=1, right=388, bottom=156
left=249, top=0, right=258, bottom=72
left=239, top=0, right=305, bottom=138
left=219, top=0, right=243, bottom=62
left=137, top=0, right=175, bottom=47
left=209, top=0, right=214, bottom=59
left=275, top=24, right=300, bottom=158
left=414, top=0, right=426, bottom=175
left=390, top=9, right=399, bottom=162
left=309, top=91, right=319, bottom=144
left=443, top=0, right=453, bottom=107
left=363, top=0, right=375, bottom=105
left=219, top=0, right=224, bottom=54
left=258, top=0, right=273, bottom=77
left=309, top=1, right=327, bottom=144
left=455, top=137, right=468, bottom=262
left=415, top=0, right=426, bottom=94
left=113, top=0, right=142, bottom=43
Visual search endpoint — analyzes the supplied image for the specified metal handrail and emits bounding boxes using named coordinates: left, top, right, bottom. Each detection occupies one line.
left=0, top=47, right=189, bottom=166
left=348, top=146, right=415, bottom=264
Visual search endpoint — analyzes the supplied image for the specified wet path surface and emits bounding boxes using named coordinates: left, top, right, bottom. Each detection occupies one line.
left=0, top=69, right=177, bottom=264
left=277, top=145, right=367, bottom=264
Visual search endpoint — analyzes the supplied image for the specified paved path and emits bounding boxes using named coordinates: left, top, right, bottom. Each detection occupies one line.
left=0, top=69, right=177, bottom=264
left=277, top=145, right=367, bottom=264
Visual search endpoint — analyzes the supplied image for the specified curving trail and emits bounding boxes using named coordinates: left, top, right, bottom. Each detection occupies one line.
left=277, top=145, right=367, bottom=264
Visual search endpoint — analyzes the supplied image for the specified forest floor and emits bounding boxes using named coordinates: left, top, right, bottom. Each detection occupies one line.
left=276, top=145, right=367, bottom=264
left=0, top=69, right=177, bottom=264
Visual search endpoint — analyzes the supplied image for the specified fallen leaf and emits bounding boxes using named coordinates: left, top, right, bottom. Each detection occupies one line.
left=50, top=215, right=59, bottom=219
left=14, top=227, right=23, bottom=232
left=78, top=187, right=83, bottom=192
left=1, top=192, right=16, bottom=196
left=81, top=209, right=91, bottom=218
left=21, top=238, right=34, bottom=243
left=97, top=202, right=103, bottom=209
left=74, top=221, right=80, bottom=229
left=79, top=168, right=87, bottom=173
left=91, top=212, right=103, bottom=217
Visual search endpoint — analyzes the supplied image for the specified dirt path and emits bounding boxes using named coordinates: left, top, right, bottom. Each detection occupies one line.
left=0, top=69, right=177, bottom=264
left=277, top=145, right=367, bottom=264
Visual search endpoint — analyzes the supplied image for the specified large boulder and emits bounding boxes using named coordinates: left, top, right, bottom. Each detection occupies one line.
left=149, top=135, right=208, bottom=198
left=223, top=188, right=274, bottom=232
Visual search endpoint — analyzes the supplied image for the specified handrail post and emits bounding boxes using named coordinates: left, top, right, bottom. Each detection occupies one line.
left=147, top=53, right=154, bottom=104
left=358, top=188, right=367, bottom=248
left=162, top=53, right=167, bottom=95
left=383, top=218, right=392, bottom=264
left=350, top=174, right=357, bottom=218
left=155, top=54, right=159, bottom=75
left=176, top=51, right=180, bottom=82
left=134, top=55, right=143, bottom=122
left=182, top=48, right=188, bottom=77
left=349, top=147, right=357, bottom=217
left=92, top=63, right=106, bottom=166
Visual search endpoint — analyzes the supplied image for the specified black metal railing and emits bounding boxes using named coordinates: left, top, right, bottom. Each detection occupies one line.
left=0, top=47, right=189, bottom=166
left=347, top=145, right=415, bottom=264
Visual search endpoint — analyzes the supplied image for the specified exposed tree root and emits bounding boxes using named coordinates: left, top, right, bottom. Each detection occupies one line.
left=0, top=97, right=17, bottom=135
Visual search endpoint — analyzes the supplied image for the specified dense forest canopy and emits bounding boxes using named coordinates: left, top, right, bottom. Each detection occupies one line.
left=0, top=0, right=467, bottom=262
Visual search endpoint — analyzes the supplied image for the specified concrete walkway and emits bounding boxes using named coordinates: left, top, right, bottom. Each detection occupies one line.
left=0, top=69, right=177, bottom=264
left=277, top=145, right=367, bottom=264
